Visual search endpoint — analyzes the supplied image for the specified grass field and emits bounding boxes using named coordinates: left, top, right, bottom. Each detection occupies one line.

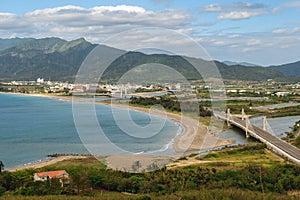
left=167, top=143, right=285, bottom=170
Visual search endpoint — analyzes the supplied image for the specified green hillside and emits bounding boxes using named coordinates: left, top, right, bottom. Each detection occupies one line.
left=269, top=61, right=300, bottom=77
left=0, top=37, right=298, bottom=82
left=0, top=38, right=96, bottom=81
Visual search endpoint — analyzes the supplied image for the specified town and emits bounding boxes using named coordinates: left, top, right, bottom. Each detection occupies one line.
left=1, top=78, right=299, bottom=99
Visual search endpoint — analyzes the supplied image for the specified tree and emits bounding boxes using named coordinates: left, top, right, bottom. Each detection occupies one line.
left=71, top=169, right=91, bottom=194
left=0, top=161, right=4, bottom=173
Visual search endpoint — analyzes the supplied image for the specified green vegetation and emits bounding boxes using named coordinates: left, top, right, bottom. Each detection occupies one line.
left=269, top=61, right=300, bottom=77
left=1, top=144, right=300, bottom=199
left=1, top=189, right=297, bottom=200
left=135, top=87, right=162, bottom=93
left=0, top=38, right=96, bottom=81
left=225, top=100, right=266, bottom=115
left=285, top=120, right=300, bottom=147
left=0, top=161, right=3, bottom=173
left=212, top=99, right=300, bottom=117
left=0, top=85, right=46, bottom=94
left=129, top=96, right=212, bottom=117
left=198, top=143, right=282, bottom=168
left=266, top=105, right=300, bottom=118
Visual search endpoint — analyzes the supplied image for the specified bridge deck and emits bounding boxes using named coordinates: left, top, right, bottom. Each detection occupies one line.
left=215, top=112, right=300, bottom=163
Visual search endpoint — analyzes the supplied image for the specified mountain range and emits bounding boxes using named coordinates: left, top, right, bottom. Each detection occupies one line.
left=269, top=61, right=300, bottom=77
left=222, top=61, right=260, bottom=67
left=0, top=37, right=299, bottom=82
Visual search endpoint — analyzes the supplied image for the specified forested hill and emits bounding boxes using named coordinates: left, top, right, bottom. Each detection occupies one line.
left=0, top=37, right=298, bottom=82
left=269, top=61, right=300, bottom=77
left=0, top=37, right=97, bottom=81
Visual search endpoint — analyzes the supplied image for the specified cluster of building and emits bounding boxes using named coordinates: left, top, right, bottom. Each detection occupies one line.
left=0, top=78, right=194, bottom=96
left=1, top=78, right=299, bottom=98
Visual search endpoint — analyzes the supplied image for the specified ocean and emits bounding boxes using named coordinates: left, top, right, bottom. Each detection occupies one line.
left=0, top=93, right=179, bottom=169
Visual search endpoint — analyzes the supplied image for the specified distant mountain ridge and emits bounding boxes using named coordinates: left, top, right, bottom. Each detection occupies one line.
left=0, top=38, right=35, bottom=51
left=269, top=61, right=300, bottom=77
left=0, top=37, right=298, bottom=82
left=223, top=61, right=261, bottom=67
left=0, top=37, right=97, bottom=81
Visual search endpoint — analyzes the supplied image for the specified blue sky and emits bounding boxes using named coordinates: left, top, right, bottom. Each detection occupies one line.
left=1, top=0, right=300, bottom=65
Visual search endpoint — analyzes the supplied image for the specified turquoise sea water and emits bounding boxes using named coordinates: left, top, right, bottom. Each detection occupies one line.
left=0, top=94, right=179, bottom=169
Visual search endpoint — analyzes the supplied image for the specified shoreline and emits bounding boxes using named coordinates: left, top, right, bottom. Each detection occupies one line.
left=98, top=100, right=234, bottom=152
left=7, top=155, right=90, bottom=172
left=1, top=92, right=234, bottom=171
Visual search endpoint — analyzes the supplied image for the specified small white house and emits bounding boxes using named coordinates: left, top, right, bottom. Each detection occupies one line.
left=275, top=92, right=290, bottom=97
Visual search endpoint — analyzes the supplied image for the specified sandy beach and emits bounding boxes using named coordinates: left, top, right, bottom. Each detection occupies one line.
left=2, top=92, right=234, bottom=171
left=104, top=101, right=234, bottom=152
left=7, top=155, right=89, bottom=172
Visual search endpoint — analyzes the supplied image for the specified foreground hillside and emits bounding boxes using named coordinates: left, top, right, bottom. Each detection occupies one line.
left=0, top=37, right=298, bottom=82
left=1, top=143, right=300, bottom=199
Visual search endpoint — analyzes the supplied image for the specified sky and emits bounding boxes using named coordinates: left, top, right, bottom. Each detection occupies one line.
left=0, top=0, right=300, bottom=66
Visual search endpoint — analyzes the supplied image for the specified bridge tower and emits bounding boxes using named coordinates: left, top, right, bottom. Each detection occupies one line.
left=242, top=107, right=245, bottom=120
left=245, top=117, right=250, bottom=138
left=263, top=116, right=267, bottom=131
left=226, top=108, right=231, bottom=127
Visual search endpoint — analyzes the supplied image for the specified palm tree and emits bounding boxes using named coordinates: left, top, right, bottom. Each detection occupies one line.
left=0, top=161, right=4, bottom=173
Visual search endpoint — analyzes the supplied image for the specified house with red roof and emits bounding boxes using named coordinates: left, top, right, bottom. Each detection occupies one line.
left=34, top=170, right=69, bottom=186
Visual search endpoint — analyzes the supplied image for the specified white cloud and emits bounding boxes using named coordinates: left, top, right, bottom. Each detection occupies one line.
left=228, top=34, right=240, bottom=38
left=201, top=2, right=266, bottom=12
left=213, top=40, right=227, bottom=46
left=201, top=2, right=268, bottom=20
left=218, top=11, right=263, bottom=20
left=201, top=4, right=222, bottom=12
left=0, top=5, right=192, bottom=41
left=91, top=5, right=146, bottom=13
left=0, top=4, right=299, bottom=66
left=27, top=5, right=87, bottom=16
left=199, top=31, right=300, bottom=65
left=272, top=27, right=300, bottom=34
left=284, top=1, right=300, bottom=7
left=272, top=28, right=287, bottom=34
left=229, top=44, right=239, bottom=48
left=247, top=39, right=261, bottom=45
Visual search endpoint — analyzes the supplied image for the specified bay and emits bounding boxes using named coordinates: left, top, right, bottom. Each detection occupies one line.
left=0, top=94, right=179, bottom=169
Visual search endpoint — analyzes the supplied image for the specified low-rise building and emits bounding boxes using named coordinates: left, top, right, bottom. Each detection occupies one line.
left=34, top=170, right=69, bottom=186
